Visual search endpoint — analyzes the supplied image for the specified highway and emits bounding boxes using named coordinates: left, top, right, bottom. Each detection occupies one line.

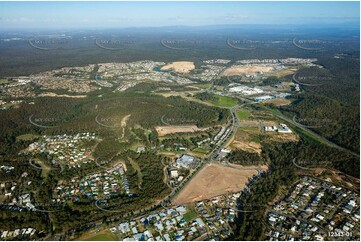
left=262, top=104, right=359, bottom=158
left=227, top=94, right=359, bottom=158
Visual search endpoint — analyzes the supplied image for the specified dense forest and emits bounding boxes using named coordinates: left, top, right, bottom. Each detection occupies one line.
left=280, top=93, right=359, bottom=153
left=0, top=27, right=359, bottom=76
left=278, top=55, right=360, bottom=153
left=227, top=150, right=264, bottom=165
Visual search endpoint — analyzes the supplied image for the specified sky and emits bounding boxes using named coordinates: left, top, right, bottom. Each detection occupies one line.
left=0, top=1, right=359, bottom=29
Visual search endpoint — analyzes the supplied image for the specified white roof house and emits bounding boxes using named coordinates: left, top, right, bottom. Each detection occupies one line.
left=170, top=169, right=179, bottom=178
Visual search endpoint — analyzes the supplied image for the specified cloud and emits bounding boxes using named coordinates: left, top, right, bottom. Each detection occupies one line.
left=1, top=17, right=35, bottom=23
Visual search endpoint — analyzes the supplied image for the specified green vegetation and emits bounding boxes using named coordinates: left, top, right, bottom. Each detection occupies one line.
left=228, top=150, right=263, bottom=165
left=280, top=93, right=359, bottom=152
left=259, top=76, right=281, bottom=86
left=84, top=231, right=119, bottom=241
left=192, top=147, right=211, bottom=155
left=0, top=30, right=359, bottom=240
left=129, top=157, right=143, bottom=186
left=32, top=159, right=51, bottom=179
left=194, top=83, right=211, bottom=89
left=212, top=95, right=238, bottom=107
left=0, top=79, right=9, bottom=84
left=183, top=206, right=198, bottom=222
left=236, top=109, right=251, bottom=120
left=194, top=92, right=239, bottom=107
left=16, top=133, right=39, bottom=142
left=0, top=91, right=230, bottom=238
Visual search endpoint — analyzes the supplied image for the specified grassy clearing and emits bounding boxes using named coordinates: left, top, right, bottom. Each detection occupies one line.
left=183, top=206, right=198, bottom=222
left=192, top=147, right=211, bottom=155
left=293, top=126, right=321, bottom=144
left=16, top=133, right=39, bottom=142
left=129, top=157, right=143, bottom=185
left=129, top=142, right=143, bottom=152
left=236, top=109, right=251, bottom=120
left=195, top=83, right=211, bottom=89
left=33, top=159, right=51, bottom=179
left=268, top=107, right=282, bottom=115
left=0, top=79, right=9, bottom=84
left=83, top=231, right=118, bottom=241
left=211, top=95, right=238, bottom=108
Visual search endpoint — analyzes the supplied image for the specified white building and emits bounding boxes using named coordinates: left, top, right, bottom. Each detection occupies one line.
left=175, top=154, right=196, bottom=169
left=278, top=123, right=292, bottom=133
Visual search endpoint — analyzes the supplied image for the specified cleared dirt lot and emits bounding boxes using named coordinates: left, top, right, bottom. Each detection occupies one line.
left=222, top=65, right=274, bottom=76
left=172, top=163, right=267, bottom=205
left=266, top=68, right=298, bottom=78
left=161, top=61, right=195, bottom=73
left=231, top=140, right=262, bottom=154
left=263, top=98, right=291, bottom=106
left=38, top=92, right=87, bottom=98
left=228, top=123, right=298, bottom=154
left=155, top=125, right=209, bottom=136
left=238, top=120, right=259, bottom=128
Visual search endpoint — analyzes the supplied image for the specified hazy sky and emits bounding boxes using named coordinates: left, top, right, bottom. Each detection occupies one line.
left=0, top=1, right=359, bottom=29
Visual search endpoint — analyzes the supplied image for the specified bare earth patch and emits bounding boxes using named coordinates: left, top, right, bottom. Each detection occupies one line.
left=238, top=120, right=259, bottom=128
left=121, top=114, right=131, bottom=128
left=228, top=128, right=262, bottom=154
left=158, top=152, right=180, bottom=158
left=155, top=125, right=209, bottom=136
left=267, top=68, right=298, bottom=78
left=231, top=140, right=262, bottom=154
left=263, top=121, right=279, bottom=126
left=185, top=85, right=201, bottom=90
left=222, top=65, right=274, bottom=76
left=172, top=163, right=267, bottom=205
left=271, top=133, right=299, bottom=142
left=38, top=92, right=87, bottom=98
left=161, top=61, right=195, bottom=73
left=295, top=168, right=360, bottom=192
left=263, top=98, right=291, bottom=106
left=120, top=114, right=131, bottom=138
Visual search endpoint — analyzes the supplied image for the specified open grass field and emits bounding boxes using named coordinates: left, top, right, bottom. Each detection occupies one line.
left=0, top=79, right=9, bottom=84
left=183, top=206, right=198, bottom=222
left=211, top=95, right=238, bottom=108
left=236, top=109, right=251, bottom=120
left=172, top=163, right=267, bottom=205
left=81, top=231, right=119, bottom=241
left=16, top=133, right=39, bottom=142
left=32, top=159, right=51, bottom=179
left=191, top=147, right=211, bottom=155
